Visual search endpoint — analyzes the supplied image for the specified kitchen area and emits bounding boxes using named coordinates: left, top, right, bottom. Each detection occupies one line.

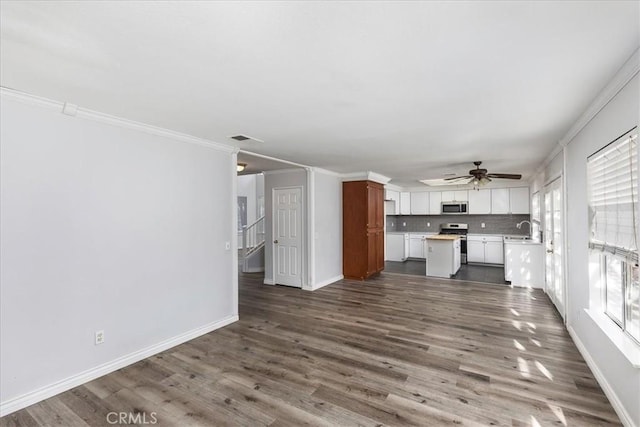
left=384, top=187, right=544, bottom=287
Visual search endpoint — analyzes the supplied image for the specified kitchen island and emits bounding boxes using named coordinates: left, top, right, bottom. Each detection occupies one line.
left=425, top=235, right=461, bottom=278
left=503, top=237, right=544, bottom=287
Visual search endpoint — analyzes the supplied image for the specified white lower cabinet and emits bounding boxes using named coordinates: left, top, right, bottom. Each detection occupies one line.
left=467, top=235, right=504, bottom=264
left=409, top=235, right=425, bottom=258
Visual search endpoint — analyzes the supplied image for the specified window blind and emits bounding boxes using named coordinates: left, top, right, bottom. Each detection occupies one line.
left=588, top=128, right=638, bottom=263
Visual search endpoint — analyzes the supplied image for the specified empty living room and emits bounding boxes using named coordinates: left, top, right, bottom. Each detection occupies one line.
left=1, top=1, right=639, bottom=426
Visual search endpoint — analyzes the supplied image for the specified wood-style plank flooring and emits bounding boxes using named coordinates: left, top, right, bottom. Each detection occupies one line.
left=1, top=272, right=621, bottom=426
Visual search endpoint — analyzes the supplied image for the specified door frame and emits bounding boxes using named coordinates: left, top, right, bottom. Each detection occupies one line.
left=271, top=185, right=305, bottom=288
left=544, top=175, right=566, bottom=320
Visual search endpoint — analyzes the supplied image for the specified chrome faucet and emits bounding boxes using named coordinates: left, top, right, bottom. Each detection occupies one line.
left=516, top=220, right=532, bottom=231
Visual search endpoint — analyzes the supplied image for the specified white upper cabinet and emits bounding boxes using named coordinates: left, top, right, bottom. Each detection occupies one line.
left=410, top=192, right=429, bottom=215
left=491, top=188, right=510, bottom=214
left=453, top=190, right=468, bottom=201
left=441, top=190, right=468, bottom=202
left=509, top=187, right=530, bottom=214
left=429, top=191, right=442, bottom=214
left=468, top=189, right=491, bottom=214
left=399, top=192, right=411, bottom=215
left=385, top=189, right=400, bottom=215
left=440, top=191, right=454, bottom=202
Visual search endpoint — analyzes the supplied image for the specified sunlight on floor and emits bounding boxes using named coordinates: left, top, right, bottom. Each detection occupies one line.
left=548, top=403, right=567, bottom=426
left=529, top=338, right=541, bottom=347
left=513, top=339, right=526, bottom=351
left=512, top=320, right=522, bottom=330
left=510, top=308, right=520, bottom=316
left=531, top=415, right=542, bottom=427
left=534, top=360, right=554, bottom=381
left=517, top=357, right=530, bottom=378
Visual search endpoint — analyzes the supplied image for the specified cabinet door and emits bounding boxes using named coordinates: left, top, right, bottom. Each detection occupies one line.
left=409, top=238, right=424, bottom=258
left=468, top=189, right=491, bottom=214
left=410, top=192, right=429, bottom=215
left=367, top=232, right=377, bottom=275
left=376, top=230, right=385, bottom=271
left=441, top=191, right=454, bottom=202
left=367, top=185, right=377, bottom=227
left=453, top=190, right=468, bottom=201
left=485, top=241, right=504, bottom=264
left=491, top=188, right=510, bottom=214
left=509, top=187, right=530, bottom=214
left=375, top=186, right=384, bottom=228
left=399, top=192, right=411, bottom=215
left=429, top=192, right=442, bottom=214
left=385, top=189, right=400, bottom=215
left=467, top=240, right=485, bottom=263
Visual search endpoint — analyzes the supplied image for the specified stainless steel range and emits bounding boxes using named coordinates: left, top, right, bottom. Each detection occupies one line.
left=440, top=223, right=468, bottom=264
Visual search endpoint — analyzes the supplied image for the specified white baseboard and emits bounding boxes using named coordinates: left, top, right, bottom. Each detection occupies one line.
left=567, top=326, right=636, bottom=427
left=263, top=278, right=275, bottom=285
left=0, top=314, right=238, bottom=417
left=242, top=266, right=265, bottom=273
left=310, top=274, right=343, bottom=291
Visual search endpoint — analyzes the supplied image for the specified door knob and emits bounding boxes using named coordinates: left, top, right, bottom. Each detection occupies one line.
left=274, top=240, right=279, bottom=244
left=546, top=249, right=553, bottom=253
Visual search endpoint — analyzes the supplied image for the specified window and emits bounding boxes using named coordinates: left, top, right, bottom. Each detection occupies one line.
left=588, top=128, right=639, bottom=343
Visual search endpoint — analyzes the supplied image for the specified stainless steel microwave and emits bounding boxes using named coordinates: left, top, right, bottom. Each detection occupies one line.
left=441, top=202, right=468, bottom=214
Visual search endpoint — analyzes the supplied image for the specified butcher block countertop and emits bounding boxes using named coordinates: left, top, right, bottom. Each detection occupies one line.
left=425, top=235, right=460, bottom=241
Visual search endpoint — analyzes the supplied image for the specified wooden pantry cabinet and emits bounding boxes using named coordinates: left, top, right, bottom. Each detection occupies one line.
left=343, top=180, right=385, bottom=280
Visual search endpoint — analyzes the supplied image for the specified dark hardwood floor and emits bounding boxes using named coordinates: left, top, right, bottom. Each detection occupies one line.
left=1, top=272, right=621, bottom=426
left=386, top=260, right=509, bottom=285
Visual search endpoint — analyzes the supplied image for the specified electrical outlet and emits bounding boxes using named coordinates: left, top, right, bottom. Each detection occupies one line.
left=427, top=222, right=430, bottom=227
left=95, top=330, right=105, bottom=345
left=402, top=222, right=406, bottom=227
left=224, top=241, right=231, bottom=250
left=481, top=223, right=485, bottom=228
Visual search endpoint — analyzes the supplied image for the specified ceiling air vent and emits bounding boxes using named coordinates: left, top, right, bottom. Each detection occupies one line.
left=229, top=134, right=264, bottom=143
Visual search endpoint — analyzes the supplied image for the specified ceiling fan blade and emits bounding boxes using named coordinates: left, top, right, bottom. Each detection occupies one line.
left=487, top=173, right=522, bottom=180
left=444, top=175, right=472, bottom=181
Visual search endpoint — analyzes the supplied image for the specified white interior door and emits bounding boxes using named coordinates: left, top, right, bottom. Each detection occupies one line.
left=273, top=187, right=302, bottom=288
left=544, top=178, right=565, bottom=317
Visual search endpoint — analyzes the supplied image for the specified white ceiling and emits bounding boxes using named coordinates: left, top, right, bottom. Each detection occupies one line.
left=1, top=1, right=638, bottom=186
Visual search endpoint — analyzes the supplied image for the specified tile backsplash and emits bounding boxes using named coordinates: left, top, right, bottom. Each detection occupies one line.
left=386, top=214, right=531, bottom=235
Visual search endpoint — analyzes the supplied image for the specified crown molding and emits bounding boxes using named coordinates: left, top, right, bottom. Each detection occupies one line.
left=262, top=168, right=306, bottom=176
left=534, top=48, right=640, bottom=177
left=0, top=87, right=236, bottom=154
left=341, top=171, right=392, bottom=185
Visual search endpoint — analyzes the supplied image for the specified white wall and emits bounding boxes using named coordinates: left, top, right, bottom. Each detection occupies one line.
left=563, top=72, right=639, bottom=426
left=263, top=169, right=307, bottom=285
left=532, top=70, right=639, bottom=425
left=311, top=170, right=343, bottom=289
left=0, top=93, right=238, bottom=414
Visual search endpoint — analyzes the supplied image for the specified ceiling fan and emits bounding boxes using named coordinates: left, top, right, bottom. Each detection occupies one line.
left=445, top=161, right=522, bottom=185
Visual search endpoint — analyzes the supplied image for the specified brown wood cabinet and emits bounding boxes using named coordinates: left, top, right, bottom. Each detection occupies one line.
left=343, top=180, right=385, bottom=280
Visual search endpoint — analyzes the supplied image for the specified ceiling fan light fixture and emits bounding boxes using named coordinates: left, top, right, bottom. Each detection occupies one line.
left=237, top=163, right=247, bottom=172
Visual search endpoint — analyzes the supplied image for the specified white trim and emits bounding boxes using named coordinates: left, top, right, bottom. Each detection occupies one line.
left=309, top=275, right=344, bottom=291
left=534, top=48, right=640, bottom=177
left=231, top=151, right=239, bottom=315
left=0, top=87, right=236, bottom=154
left=242, top=266, right=265, bottom=273
left=239, top=150, right=310, bottom=169
left=341, top=171, right=392, bottom=185
left=583, top=309, right=640, bottom=368
left=0, top=315, right=238, bottom=417
left=263, top=278, right=275, bottom=285
left=567, top=325, right=636, bottom=427
left=306, top=168, right=316, bottom=288
left=262, top=168, right=306, bottom=176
